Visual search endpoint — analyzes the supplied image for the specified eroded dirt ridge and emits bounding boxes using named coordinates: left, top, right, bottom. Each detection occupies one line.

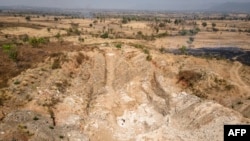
left=0, top=46, right=250, bottom=141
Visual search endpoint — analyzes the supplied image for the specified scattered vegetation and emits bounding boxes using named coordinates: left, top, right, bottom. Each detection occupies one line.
left=179, top=45, right=187, bottom=54
left=179, top=27, right=200, bottom=36
left=2, top=44, right=18, bottom=61
left=54, top=17, right=59, bottom=21
left=55, top=32, right=61, bottom=39
left=14, top=80, right=21, bottom=85
left=59, top=135, right=64, bottom=139
left=237, top=101, right=243, bottom=105
left=202, top=22, right=207, bottom=27
left=100, top=32, right=109, bottom=39
left=51, top=58, right=61, bottom=69
left=19, top=34, right=29, bottom=42
left=115, top=43, right=122, bottom=49
left=33, top=116, right=39, bottom=121
left=25, top=16, right=31, bottom=21
left=212, top=22, right=216, bottom=28
left=155, top=32, right=168, bottom=38
left=146, top=55, right=152, bottom=61
left=159, top=47, right=165, bottom=53
left=177, top=70, right=202, bottom=88
left=158, top=22, right=166, bottom=28
left=29, top=37, right=49, bottom=48
left=78, top=37, right=84, bottom=42
left=67, top=23, right=81, bottom=36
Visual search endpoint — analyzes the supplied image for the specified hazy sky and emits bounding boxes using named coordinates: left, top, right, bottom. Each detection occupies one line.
left=0, top=0, right=249, bottom=10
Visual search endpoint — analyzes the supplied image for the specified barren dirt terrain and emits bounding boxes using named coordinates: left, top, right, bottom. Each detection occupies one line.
left=0, top=13, right=250, bottom=141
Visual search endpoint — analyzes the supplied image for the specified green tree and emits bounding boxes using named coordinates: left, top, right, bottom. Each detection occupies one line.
left=202, top=22, right=207, bottom=27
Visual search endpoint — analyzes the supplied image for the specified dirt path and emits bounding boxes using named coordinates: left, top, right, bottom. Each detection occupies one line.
left=229, top=61, right=249, bottom=95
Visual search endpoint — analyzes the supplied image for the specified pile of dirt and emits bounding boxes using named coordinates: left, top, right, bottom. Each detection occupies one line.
left=0, top=45, right=249, bottom=141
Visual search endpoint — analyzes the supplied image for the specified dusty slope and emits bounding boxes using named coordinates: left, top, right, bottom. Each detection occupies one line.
left=0, top=45, right=249, bottom=141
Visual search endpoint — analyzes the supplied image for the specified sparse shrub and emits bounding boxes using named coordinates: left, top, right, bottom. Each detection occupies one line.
left=146, top=55, right=152, bottom=61
left=70, top=23, right=79, bottom=28
left=212, top=22, right=216, bottom=28
left=187, top=37, right=194, bottom=44
left=189, top=37, right=194, bottom=42
left=67, top=27, right=81, bottom=36
left=177, top=70, right=202, bottom=88
left=174, top=19, right=182, bottom=25
left=100, top=32, right=109, bottom=39
left=143, top=49, right=149, bottom=54
left=29, top=37, right=48, bottom=48
left=51, top=58, right=61, bottom=69
left=54, top=17, right=59, bottom=21
left=202, top=22, right=207, bottom=27
left=225, top=84, right=234, bottom=90
left=59, top=135, right=64, bottom=139
left=2, top=44, right=18, bottom=61
left=78, top=37, right=84, bottom=42
left=25, top=16, right=31, bottom=21
left=189, top=27, right=200, bottom=35
left=89, top=23, right=93, bottom=27
left=159, top=23, right=166, bottom=28
left=212, top=28, right=219, bottom=32
left=179, top=45, right=187, bottom=54
left=154, top=27, right=159, bottom=33
left=76, top=52, right=84, bottom=65
left=33, top=116, right=39, bottom=121
left=121, top=17, right=128, bottom=24
left=179, top=29, right=188, bottom=36
left=115, top=43, right=122, bottom=49
left=155, top=32, right=168, bottom=38
left=137, top=31, right=143, bottom=35
left=179, top=28, right=199, bottom=36
left=133, top=44, right=144, bottom=49
left=19, top=34, right=29, bottom=42
left=47, top=27, right=51, bottom=32
left=55, top=32, right=61, bottom=39
left=159, top=47, right=165, bottom=53
left=14, top=80, right=20, bottom=85
left=237, top=101, right=243, bottom=105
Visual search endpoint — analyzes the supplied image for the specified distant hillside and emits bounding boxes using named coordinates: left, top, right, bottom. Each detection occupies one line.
left=210, top=2, right=250, bottom=12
